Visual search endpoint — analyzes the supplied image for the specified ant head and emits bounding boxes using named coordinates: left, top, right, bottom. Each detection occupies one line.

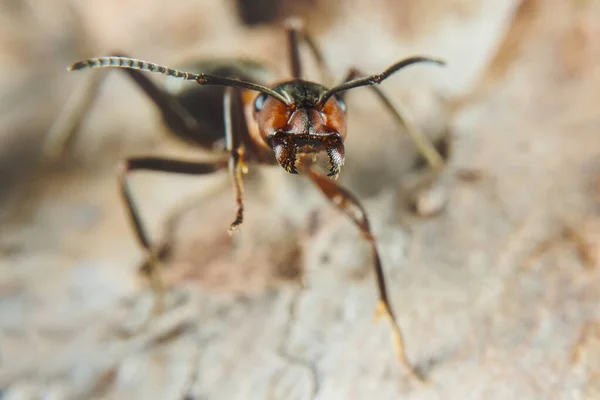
left=253, top=80, right=348, bottom=177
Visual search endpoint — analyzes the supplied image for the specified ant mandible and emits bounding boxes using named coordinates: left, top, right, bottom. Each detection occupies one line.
left=60, top=19, right=445, bottom=381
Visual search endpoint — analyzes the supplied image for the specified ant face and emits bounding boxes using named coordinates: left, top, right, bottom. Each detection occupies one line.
left=253, top=80, right=347, bottom=177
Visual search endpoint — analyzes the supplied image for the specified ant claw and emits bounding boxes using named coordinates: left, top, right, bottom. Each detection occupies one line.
left=228, top=210, right=244, bottom=234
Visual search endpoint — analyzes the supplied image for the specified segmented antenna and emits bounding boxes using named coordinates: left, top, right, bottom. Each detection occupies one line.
left=68, top=57, right=198, bottom=80
left=317, top=56, right=446, bottom=108
left=68, top=56, right=290, bottom=105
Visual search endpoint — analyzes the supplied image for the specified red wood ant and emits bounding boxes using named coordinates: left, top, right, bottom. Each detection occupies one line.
left=57, top=20, right=445, bottom=381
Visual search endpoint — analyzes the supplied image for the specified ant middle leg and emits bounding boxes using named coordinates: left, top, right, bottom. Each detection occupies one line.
left=339, top=68, right=445, bottom=172
left=308, top=170, right=424, bottom=382
left=118, top=156, right=229, bottom=324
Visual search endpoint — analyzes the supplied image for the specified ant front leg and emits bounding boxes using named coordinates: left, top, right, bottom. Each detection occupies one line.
left=46, top=52, right=202, bottom=158
left=223, top=87, right=247, bottom=232
left=308, top=170, right=424, bottom=382
left=339, top=68, right=445, bottom=172
left=119, top=157, right=229, bottom=320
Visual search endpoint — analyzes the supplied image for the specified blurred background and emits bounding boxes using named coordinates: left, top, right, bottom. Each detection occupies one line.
left=1, top=0, right=599, bottom=398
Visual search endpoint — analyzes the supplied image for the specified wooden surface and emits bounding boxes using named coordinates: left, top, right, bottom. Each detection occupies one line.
left=1, top=0, right=600, bottom=399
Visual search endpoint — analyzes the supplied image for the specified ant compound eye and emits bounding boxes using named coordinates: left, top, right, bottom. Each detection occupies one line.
left=335, top=95, right=347, bottom=113
left=254, top=92, right=268, bottom=112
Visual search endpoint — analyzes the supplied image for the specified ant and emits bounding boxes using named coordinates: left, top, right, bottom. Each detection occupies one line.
left=52, top=19, right=446, bottom=381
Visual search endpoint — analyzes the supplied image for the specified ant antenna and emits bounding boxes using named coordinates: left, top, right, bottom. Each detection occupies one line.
left=69, top=56, right=291, bottom=106
left=317, top=56, right=445, bottom=108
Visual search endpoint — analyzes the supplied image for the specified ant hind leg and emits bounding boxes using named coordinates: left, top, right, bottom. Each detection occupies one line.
left=283, top=17, right=334, bottom=85
left=44, top=69, right=107, bottom=159
left=45, top=51, right=206, bottom=159
left=337, top=67, right=451, bottom=217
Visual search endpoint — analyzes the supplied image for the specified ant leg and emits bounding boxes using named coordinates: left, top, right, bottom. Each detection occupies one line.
left=223, top=87, right=246, bottom=232
left=283, top=17, right=334, bottom=85
left=44, top=69, right=108, bottom=159
left=308, top=170, right=424, bottom=381
left=45, top=52, right=203, bottom=158
left=340, top=68, right=445, bottom=172
left=284, top=17, right=303, bottom=79
left=118, top=156, right=228, bottom=320
left=117, top=56, right=202, bottom=138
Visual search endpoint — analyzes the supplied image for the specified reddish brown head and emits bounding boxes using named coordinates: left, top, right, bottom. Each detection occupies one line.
left=253, top=80, right=347, bottom=177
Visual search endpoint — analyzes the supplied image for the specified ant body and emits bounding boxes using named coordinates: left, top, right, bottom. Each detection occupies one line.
left=54, top=19, right=445, bottom=380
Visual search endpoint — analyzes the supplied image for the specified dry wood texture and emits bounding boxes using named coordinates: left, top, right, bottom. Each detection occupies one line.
left=1, top=0, right=599, bottom=399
